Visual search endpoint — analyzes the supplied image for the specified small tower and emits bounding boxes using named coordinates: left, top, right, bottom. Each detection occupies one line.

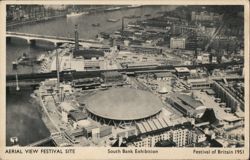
left=13, top=60, right=20, bottom=91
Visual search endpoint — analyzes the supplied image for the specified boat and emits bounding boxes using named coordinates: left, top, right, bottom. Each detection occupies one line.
left=104, top=7, right=121, bottom=12
left=128, top=5, right=142, bottom=8
left=92, top=23, right=100, bottom=27
left=66, top=11, right=89, bottom=18
left=107, top=18, right=120, bottom=22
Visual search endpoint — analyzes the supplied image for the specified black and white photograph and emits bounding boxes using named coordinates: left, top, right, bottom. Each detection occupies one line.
left=2, top=1, right=249, bottom=159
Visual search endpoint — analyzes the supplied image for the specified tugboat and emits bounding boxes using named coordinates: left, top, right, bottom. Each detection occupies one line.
left=92, top=23, right=100, bottom=27
left=104, top=7, right=121, bottom=12
left=107, top=18, right=120, bottom=22
left=128, top=5, right=142, bottom=8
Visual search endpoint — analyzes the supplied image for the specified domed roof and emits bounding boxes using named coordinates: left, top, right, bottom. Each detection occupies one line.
left=158, top=86, right=168, bottom=94
left=85, top=88, right=163, bottom=120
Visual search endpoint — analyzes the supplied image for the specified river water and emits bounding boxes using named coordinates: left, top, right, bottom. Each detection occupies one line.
left=6, top=5, right=177, bottom=146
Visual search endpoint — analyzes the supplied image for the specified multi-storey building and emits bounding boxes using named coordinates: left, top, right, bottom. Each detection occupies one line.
left=191, top=11, right=222, bottom=22
left=202, top=53, right=210, bottom=64
left=126, top=117, right=206, bottom=147
left=192, top=128, right=207, bottom=143
left=172, top=128, right=193, bottom=147
left=170, top=37, right=186, bottom=49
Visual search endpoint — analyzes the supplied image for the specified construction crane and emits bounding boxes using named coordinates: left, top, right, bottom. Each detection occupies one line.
left=204, top=14, right=225, bottom=52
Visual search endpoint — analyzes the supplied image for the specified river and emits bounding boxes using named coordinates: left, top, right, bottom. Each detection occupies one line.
left=6, top=5, right=177, bottom=146
left=9, top=6, right=177, bottom=39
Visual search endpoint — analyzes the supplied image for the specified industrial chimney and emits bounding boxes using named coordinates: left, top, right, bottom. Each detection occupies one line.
left=122, top=17, right=124, bottom=32
left=74, top=24, right=79, bottom=51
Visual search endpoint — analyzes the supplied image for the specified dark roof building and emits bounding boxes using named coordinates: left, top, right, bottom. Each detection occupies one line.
left=166, top=93, right=207, bottom=116
left=68, top=110, right=88, bottom=122
left=101, top=71, right=124, bottom=84
left=73, top=49, right=104, bottom=59
left=155, top=139, right=176, bottom=147
left=154, top=72, right=173, bottom=79
left=196, top=108, right=218, bottom=124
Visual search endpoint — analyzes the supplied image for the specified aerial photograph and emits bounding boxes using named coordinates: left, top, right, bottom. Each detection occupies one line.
left=6, top=5, right=245, bottom=148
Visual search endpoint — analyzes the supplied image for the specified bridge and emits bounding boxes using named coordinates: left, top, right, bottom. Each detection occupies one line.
left=26, top=136, right=53, bottom=147
left=6, top=32, right=103, bottom=47
left=26, top=132, right=66, bottom=147
left=6, top=61, right=243, bottom=87
left=6, top=80, right=41, bottom=87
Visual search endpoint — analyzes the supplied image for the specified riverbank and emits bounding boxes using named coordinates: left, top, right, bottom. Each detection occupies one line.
left=7, top=14, right=66, bottom=30
left=6, top=5, right=139, bottom=30
left=6, top=87, right=50, bottom=146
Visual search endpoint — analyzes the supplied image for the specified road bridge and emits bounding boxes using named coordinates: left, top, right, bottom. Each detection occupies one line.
left=6, top=80, right=41, bottom=87
left=6, top=32, right=103, bottom=47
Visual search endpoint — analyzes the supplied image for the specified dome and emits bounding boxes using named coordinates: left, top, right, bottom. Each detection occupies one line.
left=158, top=86, right=168, bottom=94
left=85, top=88, right=163, bottom=121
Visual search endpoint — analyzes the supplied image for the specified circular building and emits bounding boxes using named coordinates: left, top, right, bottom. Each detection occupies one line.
left=85, top=88, right=163, bottom=126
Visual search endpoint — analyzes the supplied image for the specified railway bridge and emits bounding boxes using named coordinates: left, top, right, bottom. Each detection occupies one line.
left=26, top=132, right=66, bottom=147
left=6, top=61, right=244, bottom=88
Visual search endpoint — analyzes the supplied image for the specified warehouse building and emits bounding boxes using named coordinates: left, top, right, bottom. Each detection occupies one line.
left=154, top=72, right=173, bottom=81
left=73, top=49, right=104, bottom=60
left=185, top=78, right=213, bottom=90
left=175, top=67, right=191, bottom=78
left=166, top=93, right=207, bottom=117
left=101, top=71, right=124, bottom=84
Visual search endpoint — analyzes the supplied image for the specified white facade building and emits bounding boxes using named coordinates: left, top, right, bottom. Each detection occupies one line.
left=132, top=117, right=206, bottom=147
left=170, top=38, right=186, bottom=49
left=202, top=53, right=210, bottom=64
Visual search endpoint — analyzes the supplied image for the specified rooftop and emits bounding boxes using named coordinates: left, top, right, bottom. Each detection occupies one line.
left=101, top=71, right=122, bottom=77
left=69, top=111, right=88, bottom=122
left=85, top=88, right=163, bottom=120
left=60, top=102, right=76, bottom=113
left=136, top=117, right=190, bottom=134
left=154, top=72, right=173, bottom=78
left=127, top=62, right=159, bottom=67
left=168, top=93, right=205, bottom=111
left=73, top=49, right=104, bottom=59
left=175, top=67, right=190, bottom=73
